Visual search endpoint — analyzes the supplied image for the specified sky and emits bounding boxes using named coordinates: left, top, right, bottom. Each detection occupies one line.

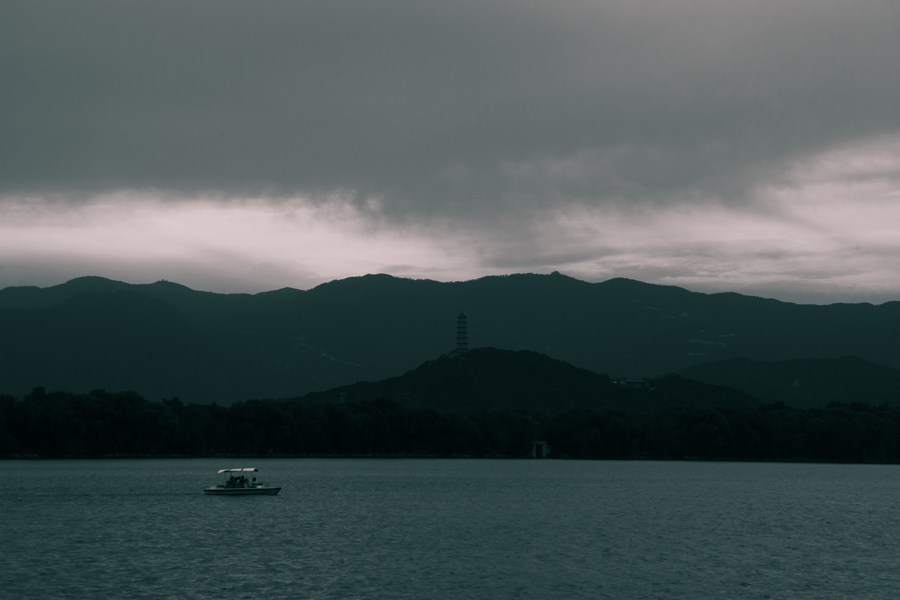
left=2, top=0, right=899, bottom=304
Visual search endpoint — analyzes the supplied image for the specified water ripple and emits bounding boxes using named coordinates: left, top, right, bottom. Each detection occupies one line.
left=1, top=459, right=899, bottom=599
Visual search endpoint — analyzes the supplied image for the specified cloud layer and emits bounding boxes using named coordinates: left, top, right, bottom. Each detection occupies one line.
left=2, top=1, right=899, bottom=301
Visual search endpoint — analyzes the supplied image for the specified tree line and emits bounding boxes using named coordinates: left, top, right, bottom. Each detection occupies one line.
left=1, top=387, right=899, bottom=463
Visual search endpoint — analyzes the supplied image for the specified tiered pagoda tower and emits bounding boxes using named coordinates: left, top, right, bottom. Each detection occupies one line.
left=455, top=311, right=468, bottom=354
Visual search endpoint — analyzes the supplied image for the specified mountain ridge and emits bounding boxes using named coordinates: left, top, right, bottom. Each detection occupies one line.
left=2, top=273, right=897, bottom=404
left=679, top=356, right=900, bottom=409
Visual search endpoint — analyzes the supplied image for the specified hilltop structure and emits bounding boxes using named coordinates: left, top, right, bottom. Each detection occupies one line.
left=451, top=311, right=468, bottom=356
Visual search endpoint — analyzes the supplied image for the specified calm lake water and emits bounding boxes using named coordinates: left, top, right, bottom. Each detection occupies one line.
left=1, top=459, right=898, bottom=599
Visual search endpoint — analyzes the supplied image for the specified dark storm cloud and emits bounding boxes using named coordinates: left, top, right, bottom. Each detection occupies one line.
left=3, top=0, right=899, bottom=220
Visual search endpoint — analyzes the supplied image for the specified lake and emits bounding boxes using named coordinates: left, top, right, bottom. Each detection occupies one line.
left=1, top=459, right=898, bottom=599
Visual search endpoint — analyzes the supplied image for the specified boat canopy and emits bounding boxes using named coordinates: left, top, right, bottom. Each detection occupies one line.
left=217, top=468, right=259, bottom=474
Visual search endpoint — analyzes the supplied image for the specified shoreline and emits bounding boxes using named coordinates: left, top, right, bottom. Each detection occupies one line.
left=3, top=453, right=898, bottom=465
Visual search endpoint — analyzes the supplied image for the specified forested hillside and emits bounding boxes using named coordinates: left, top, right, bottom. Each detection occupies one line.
left=300, top=348, right=760, bottom=413
left=2, top=273, right=896, bottom=404
left=679, top=356, right=900, bottom=408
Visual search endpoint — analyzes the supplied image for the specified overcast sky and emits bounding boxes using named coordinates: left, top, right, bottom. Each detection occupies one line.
left=2, top=0, right=898, bottom=303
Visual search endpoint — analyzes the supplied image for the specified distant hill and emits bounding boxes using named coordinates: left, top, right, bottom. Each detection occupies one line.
left=297, top=347, right=760, bottom=413
left=1, top=272, right=897, bottom=404
left=679, top=356, right=900, bottom=409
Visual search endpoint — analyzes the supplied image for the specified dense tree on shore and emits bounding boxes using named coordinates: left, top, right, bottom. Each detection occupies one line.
left=1, top=388, right=898, bottom=462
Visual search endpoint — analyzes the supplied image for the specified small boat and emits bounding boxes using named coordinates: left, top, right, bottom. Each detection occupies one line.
left=203, top=468, right=281, bottom=495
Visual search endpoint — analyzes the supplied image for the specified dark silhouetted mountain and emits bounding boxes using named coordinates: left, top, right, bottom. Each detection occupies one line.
left=679, top=356, right=900, bottom=409
left=0, top=283, right=345, bottom=403
left=298, top=347, right=760, bottom=413
left=1, top=272, right=897, bottom=404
